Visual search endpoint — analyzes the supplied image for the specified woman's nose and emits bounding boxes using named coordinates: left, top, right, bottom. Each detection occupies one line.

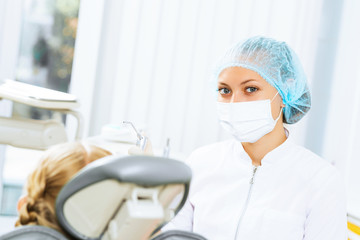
left=230, top=92, right=244, bottom=103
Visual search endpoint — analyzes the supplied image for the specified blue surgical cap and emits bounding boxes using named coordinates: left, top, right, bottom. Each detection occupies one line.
left=214, top=36, right=311, bottom=124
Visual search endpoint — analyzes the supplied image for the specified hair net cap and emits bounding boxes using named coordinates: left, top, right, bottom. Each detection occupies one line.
left=214, top=36, right=311, bottom=124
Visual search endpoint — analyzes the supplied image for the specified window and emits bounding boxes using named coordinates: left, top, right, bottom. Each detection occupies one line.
left=0, top=0, right=80, bottom=217
left=14, top=0, right=80, bottom=120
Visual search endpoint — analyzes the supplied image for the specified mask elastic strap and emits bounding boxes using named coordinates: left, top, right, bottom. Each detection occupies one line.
left=271, top=92, right=283, bottom=122
left=271, top=92, right=279, bottom=103
left=274, top=106, right=283, bottom=122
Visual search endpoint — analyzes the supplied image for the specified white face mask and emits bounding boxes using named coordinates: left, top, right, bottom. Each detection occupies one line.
left=217, top=92, right=282, bottom=143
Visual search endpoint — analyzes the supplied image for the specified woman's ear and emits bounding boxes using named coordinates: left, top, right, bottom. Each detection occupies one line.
left=17, top=195, right=27, bottom=212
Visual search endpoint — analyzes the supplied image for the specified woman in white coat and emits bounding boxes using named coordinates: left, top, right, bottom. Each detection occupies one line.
left=162, top=36, right=347, bottom=240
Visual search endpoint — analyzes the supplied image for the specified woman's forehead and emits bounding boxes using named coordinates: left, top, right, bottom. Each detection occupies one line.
left=218, top=67, right=267, bottom=85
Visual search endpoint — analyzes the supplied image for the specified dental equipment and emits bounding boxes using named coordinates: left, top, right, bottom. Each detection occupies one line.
left=163, top=138, right=170, bottom=158
left=0, top=79, right=83, bottom=150
left=123, top=121, right=147, bottom=151
left=123, top=121, right=154, bottom=156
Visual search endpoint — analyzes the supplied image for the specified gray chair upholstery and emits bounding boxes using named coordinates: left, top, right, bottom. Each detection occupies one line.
left=0, top=155, right=207, bottom=240
left=56, top=155, right=192, bottom=240
left=151, top=230, right=207, bottom=240
left=0, top=226, right=68, bottom=240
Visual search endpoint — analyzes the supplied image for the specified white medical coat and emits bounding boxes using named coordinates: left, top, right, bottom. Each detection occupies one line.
left=162, top=137, right=347, bottom=240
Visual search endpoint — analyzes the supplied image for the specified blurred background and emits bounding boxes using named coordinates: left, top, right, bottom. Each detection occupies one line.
left=0, top=0, right=359, bottom=237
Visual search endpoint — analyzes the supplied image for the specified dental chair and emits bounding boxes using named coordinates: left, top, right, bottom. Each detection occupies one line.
left=0, top=154, right=206, bottom=240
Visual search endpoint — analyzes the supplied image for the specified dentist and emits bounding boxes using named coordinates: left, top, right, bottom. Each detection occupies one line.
left=162, top=36, right=347, bottom=240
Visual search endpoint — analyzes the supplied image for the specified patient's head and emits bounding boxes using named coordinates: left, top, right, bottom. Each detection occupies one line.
left=15, top=142, right=111, bottom=232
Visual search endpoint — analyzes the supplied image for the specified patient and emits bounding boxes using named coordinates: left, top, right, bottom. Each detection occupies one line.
left=15, top=142, right=112, bottom=234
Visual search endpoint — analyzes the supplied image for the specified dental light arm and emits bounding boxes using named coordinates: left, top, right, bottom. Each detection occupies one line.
left=0, top=79, right=82, bottom=150
left=0, top=117, right=67, bottom=150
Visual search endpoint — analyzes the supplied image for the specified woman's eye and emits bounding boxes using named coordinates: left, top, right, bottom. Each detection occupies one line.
left=218, top=88, right=231, bottom=95
left=245, top=87, right=258, bottom=93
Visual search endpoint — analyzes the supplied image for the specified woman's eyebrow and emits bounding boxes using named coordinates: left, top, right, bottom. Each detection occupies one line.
left=218, top=79, right=258, bottom=87
left=218, top=81, right=230, bottom=87
left=240, top=79, right=258, bottom=85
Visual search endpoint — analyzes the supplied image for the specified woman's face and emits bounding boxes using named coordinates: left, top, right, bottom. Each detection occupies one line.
left=217, top=67, right=285, bottom=120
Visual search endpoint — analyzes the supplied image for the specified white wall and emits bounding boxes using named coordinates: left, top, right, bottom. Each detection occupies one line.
left=322, top=0, right=360, bottom=219
left=66, top=0, right=106, bottom=140
left=71, top=0, right=325, bottom=156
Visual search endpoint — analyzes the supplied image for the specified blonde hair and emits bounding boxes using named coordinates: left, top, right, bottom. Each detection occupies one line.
left=15, top=142, right=111, bottom=233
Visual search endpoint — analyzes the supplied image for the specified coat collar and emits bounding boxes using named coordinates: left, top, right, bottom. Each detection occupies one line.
left=232, top=128, right=294, bottom=167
